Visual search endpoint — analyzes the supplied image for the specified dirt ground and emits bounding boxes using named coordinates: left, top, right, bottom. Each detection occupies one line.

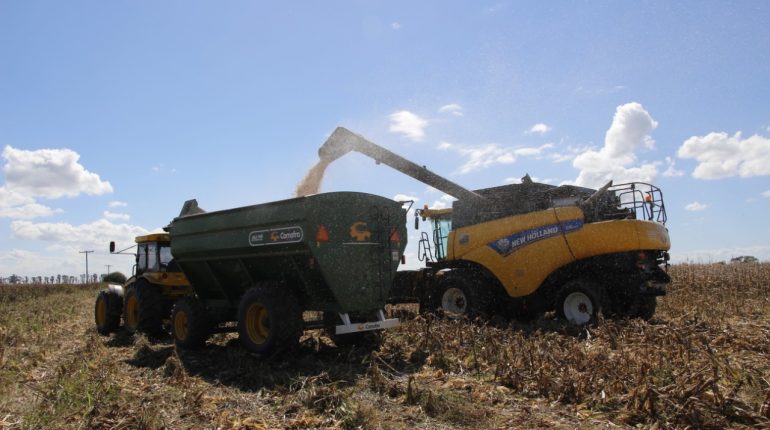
left=1, top=264, right=769, bottom=429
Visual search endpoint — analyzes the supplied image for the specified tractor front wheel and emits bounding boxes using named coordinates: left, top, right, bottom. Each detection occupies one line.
left=123, top=281, right=164, bottom=335
left=237, top=282, right=302, bottom=354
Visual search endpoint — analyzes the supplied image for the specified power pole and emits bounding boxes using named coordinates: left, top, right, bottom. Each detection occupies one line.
left=105, top=264, right=111, bottom=275
left=79, top=250, right=94, bottom=284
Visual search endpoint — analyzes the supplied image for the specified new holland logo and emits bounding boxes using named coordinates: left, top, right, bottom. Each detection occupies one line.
left=249, top=226, right=304, bottom=247
left=487, top=219, right=583, bottom=257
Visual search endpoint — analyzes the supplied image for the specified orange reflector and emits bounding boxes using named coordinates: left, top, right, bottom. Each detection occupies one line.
left=315, top=225, right=330, bottom=242
left=390, top=228, right=401, bottom=243
left=645, top=194, right=652, bottom=202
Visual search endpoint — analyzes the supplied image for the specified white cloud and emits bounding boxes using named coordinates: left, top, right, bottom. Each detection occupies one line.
left=11, top=218, right=148, bottom=249
left=440, top=141, right=553, bottom=174
left=762, top=190, right=770, bottom=198
left=527, top=123, right=551, bottom=135
left=685, top=201, right=708, bottom=211
left=393, top=194, right=418, bottom=202
left=108, top=200, right=128, bottom=208
left=388, top=110, right=428, bottom=142
left=431, top=194, right=456, bottom=209
left=391, top=22, right=401, bottom=30
left=0, top=187, right=62, bottom=219
left=103, top=211, right=130, bottom=221
left=677, top=132, right=770, bottom=179
left=2, top=146, right=113, bottom=198
left=438, top=104, right=463, bottom=116
left=572, top=102, right=660, bottom=188
left=662, top=156, right=685, bottom=177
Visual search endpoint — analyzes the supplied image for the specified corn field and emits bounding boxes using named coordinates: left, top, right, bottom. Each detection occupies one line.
left=1, top=263, right=769, bottom=429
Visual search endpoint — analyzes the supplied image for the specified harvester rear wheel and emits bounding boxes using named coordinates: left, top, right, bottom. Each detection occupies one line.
left=433, top=273, right=492, bottom=318
left=171, top=296, right=211, bottom=349
left=95, top=290, right=122, bottom=335
left=556, top=280, right=603, bottom=325
left=237, top=282, right=302, bottom=354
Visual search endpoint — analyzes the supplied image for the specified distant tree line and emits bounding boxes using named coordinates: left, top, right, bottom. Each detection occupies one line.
left=0, top=272, right=127, bottom=285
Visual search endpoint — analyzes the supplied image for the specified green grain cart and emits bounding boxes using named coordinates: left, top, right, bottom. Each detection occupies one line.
left=165, top=192, right=407, bottom=353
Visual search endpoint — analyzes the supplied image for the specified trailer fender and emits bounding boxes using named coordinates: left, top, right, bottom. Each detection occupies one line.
left=106, top=283, right=125, bottom=297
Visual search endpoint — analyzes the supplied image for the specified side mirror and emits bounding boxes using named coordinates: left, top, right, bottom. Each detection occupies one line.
left=109, top=241, right=116, bottom=253
left=414, top=215, right=420, bottom=230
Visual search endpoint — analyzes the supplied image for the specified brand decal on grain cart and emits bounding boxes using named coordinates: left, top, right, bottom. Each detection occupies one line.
left=249, top=226, right=304, bottom=246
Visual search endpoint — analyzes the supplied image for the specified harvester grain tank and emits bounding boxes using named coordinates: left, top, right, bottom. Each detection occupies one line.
left=319, top=127, right=672, bottom=324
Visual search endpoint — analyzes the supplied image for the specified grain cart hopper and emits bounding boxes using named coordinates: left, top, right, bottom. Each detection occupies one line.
left=165, top=192, right=406, bottom=352
left=94, top=233, right=193, bottom=336
left=320, top=127, right=671, bottom=325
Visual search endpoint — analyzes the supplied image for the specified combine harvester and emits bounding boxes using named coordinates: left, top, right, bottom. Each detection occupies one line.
left=318, top=127, right=671, bottom=325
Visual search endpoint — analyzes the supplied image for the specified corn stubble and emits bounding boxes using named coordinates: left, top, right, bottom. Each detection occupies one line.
left=1, top=264, right=768, bottom=429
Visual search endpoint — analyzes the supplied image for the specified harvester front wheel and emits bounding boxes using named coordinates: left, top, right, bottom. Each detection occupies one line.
left=433, top=274, right=491, bottom=318
left=556, top=280, right=603, bottom=325
left=171, top=296, right=211, bottom=349
left=237, top=282, right=302, bottom=354
left=95, top=290, right=122, bottom=335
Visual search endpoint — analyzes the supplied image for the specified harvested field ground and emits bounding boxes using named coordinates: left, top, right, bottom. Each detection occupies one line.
left=1, top=264, right=769, bottom=429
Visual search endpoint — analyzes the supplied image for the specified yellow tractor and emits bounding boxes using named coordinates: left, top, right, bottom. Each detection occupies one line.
left=319, top=127, right=671, bottom=325
left=94, top=233, right=193, bottom=335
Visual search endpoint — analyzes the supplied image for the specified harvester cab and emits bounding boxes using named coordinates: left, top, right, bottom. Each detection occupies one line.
left=320, top=127, right=672, bottom=325
left=94, top=233, right=192, bottom=336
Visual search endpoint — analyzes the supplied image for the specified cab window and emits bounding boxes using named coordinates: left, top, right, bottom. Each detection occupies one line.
left=146, top=243, right=159, bottom=271
left=137, top=244, right=148, bottom=273
left=159, top=245, right=173, bottom=268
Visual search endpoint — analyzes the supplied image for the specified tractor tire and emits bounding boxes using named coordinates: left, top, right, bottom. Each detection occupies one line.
left=433, top=273, right=492, bottom=318
left=123, top=280, right=164, bottom=335
left=237, top=282, right=303, bottom=354
left=556, top=280, right=604, bottom=326
left=171, top=296, right=211, bottom=349
left=95, top=290, right=122, bottom=335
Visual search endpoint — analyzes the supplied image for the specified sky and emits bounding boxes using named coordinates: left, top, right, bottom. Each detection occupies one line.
left=1, top=1, right=769, bottom=279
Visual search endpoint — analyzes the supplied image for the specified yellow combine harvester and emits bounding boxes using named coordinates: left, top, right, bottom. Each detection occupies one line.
left=94, top=233, right=192, bottom=335
left=320, top=127, right=671, bottom=324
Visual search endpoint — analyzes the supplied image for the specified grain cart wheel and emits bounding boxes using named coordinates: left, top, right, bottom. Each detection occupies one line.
left=556, top=280, right=603, bottom=325
left=95, top=290, right=122, bottom=335
left=171, top=296, right=211, bottom=349
left=433, top=274, right=491, bottom=318
left=124, top=280, right=164, bottom=335
left=237, top=282, right=302, bottom=354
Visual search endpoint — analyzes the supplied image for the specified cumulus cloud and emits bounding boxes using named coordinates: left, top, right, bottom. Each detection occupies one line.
left=11, top=218, right=148, bottom=249
left=762, top=190, right=770, bottom=198
left=439, top=141, right=552, bottom=174
left=431, top=194, right=456, bottom=209
left=0, top=185, right=62, bottom=219
left=438, top=104, right=463, bottom=116
left=103, top=211, right=130, bottom=221
left=662, top=156, right=685, bottom=177
left=388, top=110, right=428, bottom=142
left=685, top=201, right=708, bottom=211
left=2, top=146, right=113, bottom=198
left=527, top=123, right=551, bottom=135
left=108, top=200, right=128, bottom=208
left=677, top=132, right=770, bottom=179
left=393, top=194, right=419, bottom=202
left=572, top=102, right=660, bottom=188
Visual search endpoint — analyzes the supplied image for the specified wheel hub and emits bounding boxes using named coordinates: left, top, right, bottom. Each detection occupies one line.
left=563, top=291, right=594, bottom=325
left=441, top=287, right=468, bottom=315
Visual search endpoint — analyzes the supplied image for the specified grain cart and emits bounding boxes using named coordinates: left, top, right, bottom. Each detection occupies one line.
left=165, top=192, right=406, bottom=352
left=319, top=127, right=671, bottom=325
left=94, top=233, right=193, bottom=335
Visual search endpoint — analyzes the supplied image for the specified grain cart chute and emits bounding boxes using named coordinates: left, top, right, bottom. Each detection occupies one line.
left=320, top=127, right=671, bottom=325
left=94, top=233, right=193, bottom=335
left=165, top=192, right=406, bottom=353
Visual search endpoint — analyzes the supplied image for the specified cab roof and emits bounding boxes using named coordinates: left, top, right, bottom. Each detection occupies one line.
left=135, top=233, right=171, bottom=244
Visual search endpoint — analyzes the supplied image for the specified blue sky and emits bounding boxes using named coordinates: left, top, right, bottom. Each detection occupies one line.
left=1, top=1, right=769, bottom=279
